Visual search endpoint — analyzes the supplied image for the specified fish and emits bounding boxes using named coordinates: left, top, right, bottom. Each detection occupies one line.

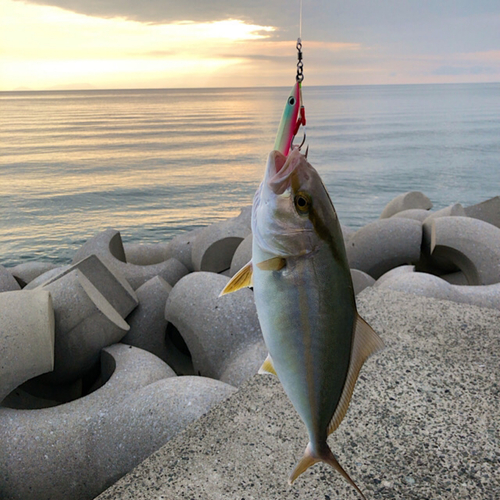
left=220, top=147, right=384, bottom=498
left=273, top=82, right=306, bottom=156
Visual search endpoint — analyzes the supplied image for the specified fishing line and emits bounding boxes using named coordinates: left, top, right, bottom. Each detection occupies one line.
left=299, top=0, right=303, bottom=40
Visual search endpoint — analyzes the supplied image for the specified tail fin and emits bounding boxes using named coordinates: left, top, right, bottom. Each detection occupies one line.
left=289, top=442, right=367, bottom=500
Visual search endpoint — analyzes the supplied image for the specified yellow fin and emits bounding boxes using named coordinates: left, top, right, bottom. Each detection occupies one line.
left=289, top=442, right=367, bottom=499
left=327, top=313, right=385, bottom=436
left=218, top=261, right=253, bottom=297
left=256, top=257, right=286, bottom=271
left=258, top=354, right=277, bottom=376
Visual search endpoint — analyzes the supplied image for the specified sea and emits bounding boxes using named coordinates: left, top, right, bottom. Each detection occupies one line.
left=1, top=83, right=499, bottom=267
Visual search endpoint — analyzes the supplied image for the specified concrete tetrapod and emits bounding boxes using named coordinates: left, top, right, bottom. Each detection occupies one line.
left=391, top=208, right=432, bottom=222
left=164, top=227, right=204, bottom=272
left=0, top=265, right=20, bottom=292
left=346, top=218, right=423, bottom=279
left=9, top=261, right=58, bottom=287
left=379, top=191, right=432, bottom=219
left=165, top=272, right=267, bottom=387
left=0, top=344, right=235, bottom=500
left=191, top=206, right=252, bottom=273
left=229, top=233, right=252, bottom=277
left=376, top=271, right=500, bottom=312
left=36, top=269, right=131, bottom=384
left=0, top=290, right=55, bottom=403
left=24, top=266, right=70, bottom=290
left=73, top=229, right=189, bottom=289
left=123, top=242, right=170, bottom=266
left=464, top=196, right=500, bottom=228
left=374, top=265, right=416, bottom=287
left=122, top=276, right=172, bottom=363
left=421, top=203, right=466, bottom=224
left=423, top=216, right=500, bottom=285
left=350, top=269, right=376, bottom=295
left=38, top=255, right=138, bottom=318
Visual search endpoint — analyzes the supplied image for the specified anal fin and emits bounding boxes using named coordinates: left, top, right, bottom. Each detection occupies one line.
left=258, top=354, right=277, bottom=376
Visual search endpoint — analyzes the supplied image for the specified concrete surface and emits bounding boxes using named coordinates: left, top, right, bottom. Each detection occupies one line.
left=96, top=288, right=499, bottom=500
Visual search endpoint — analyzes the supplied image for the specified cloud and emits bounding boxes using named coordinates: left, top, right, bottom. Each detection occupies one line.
left=14, top=0, right=299, bottom=32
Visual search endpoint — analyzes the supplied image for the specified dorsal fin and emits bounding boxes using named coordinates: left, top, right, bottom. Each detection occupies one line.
left=219, top=261, right=253, bottom=297
left=328, top=313, right=385, bottom=435
left=258, top=354, right=278, bottom=376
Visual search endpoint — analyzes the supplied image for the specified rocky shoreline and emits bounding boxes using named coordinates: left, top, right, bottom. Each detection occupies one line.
left=1, top=192, right=499, bottom=499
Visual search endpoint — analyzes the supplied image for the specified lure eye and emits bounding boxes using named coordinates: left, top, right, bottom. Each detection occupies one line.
left=294, top=192, right=311, bottom=214
left=288, top=97, right=295, bottom=106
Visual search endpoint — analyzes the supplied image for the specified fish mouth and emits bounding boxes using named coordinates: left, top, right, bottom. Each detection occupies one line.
left=268, top=148, right=303, bottom=195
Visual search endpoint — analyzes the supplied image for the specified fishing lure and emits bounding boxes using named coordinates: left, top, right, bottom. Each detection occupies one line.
left=273, top=39, right=307, bottom=156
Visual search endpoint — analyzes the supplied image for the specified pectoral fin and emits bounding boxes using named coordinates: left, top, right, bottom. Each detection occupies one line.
left=258, top=354, right=277, bottom=376
left=256, top=257, right=286, bottom=271
left=327, top=313, right=385, bottom=435
left=219, top=261, right=253, bottom=297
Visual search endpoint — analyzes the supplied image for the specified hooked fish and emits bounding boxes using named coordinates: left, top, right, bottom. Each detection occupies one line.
left=221, top=148, right=384, bottom=498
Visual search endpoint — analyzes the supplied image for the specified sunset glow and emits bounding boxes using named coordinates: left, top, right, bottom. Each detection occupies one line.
left=0, top=0, right=499, bottom=91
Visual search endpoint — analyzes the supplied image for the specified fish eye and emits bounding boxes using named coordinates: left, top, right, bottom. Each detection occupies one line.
left=294, top=192, right=311, bottom=214
left=288, top=97, right=295, bottom=105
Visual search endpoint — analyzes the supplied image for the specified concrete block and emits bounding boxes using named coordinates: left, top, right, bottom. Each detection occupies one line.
left=374, top=265, right=416, bottom=287
left=0, top=290, right=54, bottom=403
left=229, top=234, right=252, bottom=277
left=346, top=218, right=422, bottom=279
left=191, top=207, right=252, bottom=273
left=122, top=276, right=172, bottom=364
left=391, top=208, right=432, bottom=222
left=350, top=269, right=375, bottom=295
left=376, top=271, right=500, bottom=312
left=380, top=191, right=432, bottom=219
left=165, top=272, right=266, bottom=386
left=95, top=288, right=500, bottom=500
left=164, top=227, right=204, bottom=272
left=0, top=265, right=21, bottom=292
left=439, top=271, right=469, bottom=285
left=0, top=345, right=235, bottom=500
left=423, top=216, right=500, bottom=285
left=464, top=196, right=500, bottom=228
left=0, top=344, right=176, bottom=500
left=340, top=223, right=355, bottom=243
left=422, top=202, right=466, bottom=224
left=9, top=261, right=58, bottom=287
left=73, top=229, right=189, bottom=290
left=123, top=242, right=170, bottom=266
left=37, top=255, right=138, bottom=319
left=38, top=269, right=130, bottom=384
left=24, top=265, right=70, bottom=290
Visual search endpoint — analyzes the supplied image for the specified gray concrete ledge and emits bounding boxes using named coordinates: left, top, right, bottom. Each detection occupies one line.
left=97, top=288, right=499, bottom=500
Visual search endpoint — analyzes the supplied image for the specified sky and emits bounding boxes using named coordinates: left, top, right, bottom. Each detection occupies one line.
left=1, top=0, right=499, bottom=91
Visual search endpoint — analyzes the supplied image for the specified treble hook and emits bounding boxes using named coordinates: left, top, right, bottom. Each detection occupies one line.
left=291, top=130, right=306, bottom=151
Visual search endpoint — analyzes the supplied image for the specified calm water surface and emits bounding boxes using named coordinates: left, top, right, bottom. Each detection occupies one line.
left=1, top=84, right=499, bottom=266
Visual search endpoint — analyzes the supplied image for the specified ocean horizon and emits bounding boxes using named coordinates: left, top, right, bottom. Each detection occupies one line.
left=1, top=82, right=499, bottom=267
